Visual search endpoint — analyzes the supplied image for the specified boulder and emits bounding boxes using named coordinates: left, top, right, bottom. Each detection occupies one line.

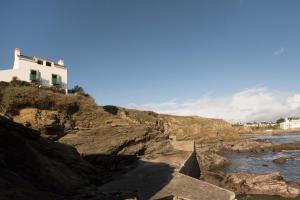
left=197, top=152, right=230, bottom=171
left=273, top=157, right=287, bottom=164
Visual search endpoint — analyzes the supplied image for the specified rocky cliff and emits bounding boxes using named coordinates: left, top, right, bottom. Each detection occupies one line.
left=0, top=82, right=239, bottom=158
left=0, top=82, right=241, bottom=199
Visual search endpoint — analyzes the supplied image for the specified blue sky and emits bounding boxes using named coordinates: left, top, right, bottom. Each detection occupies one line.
left=1, top=0, right=300, bottom=121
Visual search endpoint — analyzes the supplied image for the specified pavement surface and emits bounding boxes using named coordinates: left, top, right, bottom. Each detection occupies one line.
left=98, top=149, right=236, bottom=200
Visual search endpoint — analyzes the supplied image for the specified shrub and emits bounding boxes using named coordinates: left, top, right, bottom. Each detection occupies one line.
left=69, top=85, right=84, bottom=93
left=10, top=80, right=31, bottom=87
left=103, top=105, right=119, bottom=115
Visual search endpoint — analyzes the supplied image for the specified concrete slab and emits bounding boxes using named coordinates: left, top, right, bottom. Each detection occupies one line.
left=152, top=173, right=235, bottom=200
left=98, top=149, right=235, bottom=200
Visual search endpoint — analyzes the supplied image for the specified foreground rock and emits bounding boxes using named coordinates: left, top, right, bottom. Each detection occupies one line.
left=201, top=171, right=300, bottom=198
left=197, top=152, right=230, bottom=171
left=0, top=116, right=97, bottom=200
left=59, top=125, right=172, bottom=157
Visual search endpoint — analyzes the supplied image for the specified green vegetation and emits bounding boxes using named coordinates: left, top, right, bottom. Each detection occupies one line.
left=69, top=85, right=84, bottom=93
left=276, top=118, right=285, bottom=124
left=0, top=81, right=95, bottom=117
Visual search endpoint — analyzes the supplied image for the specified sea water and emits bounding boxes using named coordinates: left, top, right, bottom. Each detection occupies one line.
left=223, top=133, right=300, bottom=200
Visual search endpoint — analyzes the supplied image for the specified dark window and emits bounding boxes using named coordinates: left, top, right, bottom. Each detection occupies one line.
left=46, top=61, right=52, bottom=66
left=30, top=70, right=39, bottom=81
left=37, top=60, right=43, bottom=65
left=52, top=74, right=57, bottom=79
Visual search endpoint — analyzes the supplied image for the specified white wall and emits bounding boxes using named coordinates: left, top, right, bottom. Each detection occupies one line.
left=0, top=69, right=17, bottom=82
left=280, top=120, right=300, bottom=130
left=0, top=53, right=68, bottom=92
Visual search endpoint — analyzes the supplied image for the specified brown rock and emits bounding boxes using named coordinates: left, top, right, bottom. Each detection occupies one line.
left=197, top=152, right=230, bottom=171
left=161, top=115, right=239, bottom=141
left=273, top=157, right=287, bottom=164
left=222, top=172, right=300, bottom=198
left=273, top=143, right=300, bottom=151
left=229, top=140, right=273, bottom=152
left=0, top=116, right=95, bottom=200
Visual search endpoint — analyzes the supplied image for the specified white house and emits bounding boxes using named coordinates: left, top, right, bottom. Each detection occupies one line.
left=280, top=117, right=300, bottom=130
left=0, top=48, right=68, bottom=93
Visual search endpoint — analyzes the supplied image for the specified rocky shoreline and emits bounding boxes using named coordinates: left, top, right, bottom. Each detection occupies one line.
left=196, top=139, right=300, bottom=198
left=1, top=83, right=299, bottom=199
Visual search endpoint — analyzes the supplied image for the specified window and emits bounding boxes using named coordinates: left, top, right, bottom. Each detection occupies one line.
left=37, top=60, right=43, bottom=65
left=30, top=70, right=40, bottom=82
left=31, top=70, right=37, bottom=75
left=52, top=74, right=61, bottom=85
left=46, top=61, right=52, bottom=67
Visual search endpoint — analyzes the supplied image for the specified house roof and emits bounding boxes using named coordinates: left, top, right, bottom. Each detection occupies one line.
left=19, top=55, right=66, bottom=68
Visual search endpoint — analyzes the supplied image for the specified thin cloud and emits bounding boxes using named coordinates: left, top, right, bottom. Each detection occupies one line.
left=273, top=47, right=285, bottom=56
left=128, top=87, right=300, bottom=123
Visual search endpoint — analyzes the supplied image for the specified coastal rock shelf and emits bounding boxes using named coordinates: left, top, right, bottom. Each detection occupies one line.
left=197, top=134, right=300, bottom=199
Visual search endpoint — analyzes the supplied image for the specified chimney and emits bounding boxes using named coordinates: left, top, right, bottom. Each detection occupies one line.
left=13, top=48, right=21, bottom=69
left=15, top=48, right=20, bottom=57
left=58, top=59, right=64, bottom=66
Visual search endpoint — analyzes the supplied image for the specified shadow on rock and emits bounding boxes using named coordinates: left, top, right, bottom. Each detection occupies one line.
left=0, top=116, right=176, bottom=200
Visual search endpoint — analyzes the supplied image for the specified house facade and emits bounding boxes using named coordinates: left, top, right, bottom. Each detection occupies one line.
left=280, top=117, right=300, bottom=130
left=0, top=48, right=68, bottom=93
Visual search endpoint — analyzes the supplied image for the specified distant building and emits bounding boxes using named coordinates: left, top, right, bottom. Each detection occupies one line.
left=280, top=117, right=300, bottom=130
left=0, top=48, right=68, bottom=93
left=244, top=121, right=277, bottom=128
left=245, top=122, right=259, bottom=127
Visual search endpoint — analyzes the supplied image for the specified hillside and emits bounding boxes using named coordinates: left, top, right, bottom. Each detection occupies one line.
left=0, top=82, right=239, bottom=158
left=0, top=82, right=240, bottom=199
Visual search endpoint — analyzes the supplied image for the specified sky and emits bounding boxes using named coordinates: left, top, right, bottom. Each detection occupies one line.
left=1, top=0, right=300, bottom=122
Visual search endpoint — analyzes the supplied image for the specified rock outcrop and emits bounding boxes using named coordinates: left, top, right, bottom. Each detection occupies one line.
left=0, top=83, right=242, bottom=199
left=223, top=172, right=300, bottom=198
left=161, top=115, right=239, bottom=141
left=201, top=171, right=300, bottom=198
left=197, top=152, right=230, bottom=171
left=0, top=116, right=96, bottom=200
left=0, top=84, right=239, bottom=159
left=273, top=143, right=300, bottom=151
left=225, top=140, right=273, bottom=153
left=59, top=124, right=172, bottom=157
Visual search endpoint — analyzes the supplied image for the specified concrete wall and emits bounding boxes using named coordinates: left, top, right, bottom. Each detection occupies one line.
left=179, top=151, right=201, bottom=179
left=170, top=135, right=195, bottom=152
left=170, top=135, right=200, bottom=178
